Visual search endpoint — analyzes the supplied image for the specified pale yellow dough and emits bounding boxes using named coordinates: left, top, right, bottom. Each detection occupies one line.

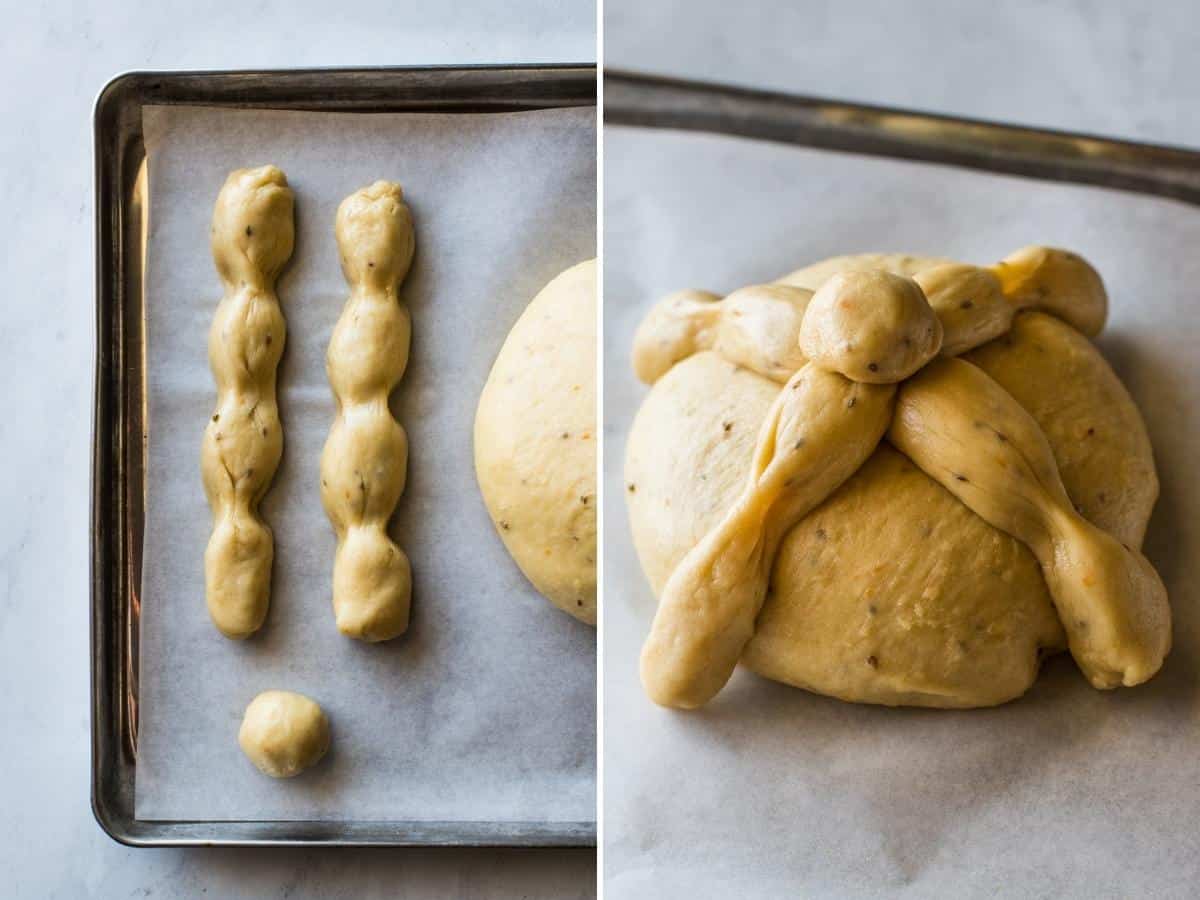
left=913, top=263, right=1011, bottom=356
left=966, top=312, right=1157, bottom=548
left=798, top=271, right=942, bottom=382
left=889, top=357, right=1169, bottom=688
left=777, top=252, right=950, bottom=291
left=201, top=166, right=294, bottom=639
left=474, top=260, right=598, bottom=625
left=632, top=284, right=812, bottom=385
left=626, top=251, right=1163, bottom=708
left=640, top=363, right=895, bottom=708
left=238, top=690, right=331, bottom=778
left=320, top=182, right=414, bottom=642
left=632, top=249, right=1109, bottom=391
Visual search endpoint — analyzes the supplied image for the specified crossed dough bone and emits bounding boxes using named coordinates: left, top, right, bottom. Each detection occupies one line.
left=201, top=166, right=294, bottom=639
left=888, top=357, right=1171, bottom=688
left=637, top=253, right=1168, bottom=708
left=631, top=246, right=1107, bottom=386
left=641, top=273, right=939, bottom=708
left=320, top=182, right=415, bottom=642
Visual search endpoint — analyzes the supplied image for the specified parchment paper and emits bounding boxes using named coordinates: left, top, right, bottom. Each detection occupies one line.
left=135, top=104, right=596, bottom=822
left=604, top=126, right=1200, bottom=898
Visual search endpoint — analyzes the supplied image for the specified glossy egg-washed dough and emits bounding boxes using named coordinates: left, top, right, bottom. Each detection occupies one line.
left=475, top=260, right=598, bottom=625
left=626, top=252, right=1159, bottom=708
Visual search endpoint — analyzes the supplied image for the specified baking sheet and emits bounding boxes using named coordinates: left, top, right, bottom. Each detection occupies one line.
left=603, top=125, right=1200, bottom=898
left=135, top=104, right=596, bottom=822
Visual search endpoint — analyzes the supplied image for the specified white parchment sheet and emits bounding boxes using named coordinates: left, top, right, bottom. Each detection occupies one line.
left=604, top=126, right=1200, bottom=898
left=135, top=105, right=596, bottom=822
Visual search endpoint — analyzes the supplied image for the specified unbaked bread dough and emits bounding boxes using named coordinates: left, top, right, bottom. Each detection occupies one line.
left=777, top=252, right=950, bottom=291
left=632, top=284, right=811, bottom=385
left=889, top=357, right=1169, bottom=688
left=992, top=245, right=1107, bottom=336
left=641, top=362, right=896, bottom=708
left=634, top=249, right=1111, bottom=391
left=798, top=270, right=942, bottom=382
left=626, top=248, right=1166, bottom=708
left=201, top=165, right=294, bottom=639
left=966, top=312, right=1157, bottom=548
left=320, top=182, right=414, bottom=642
left=474, top=260, right=597, bottom=625
left=627, top=352, right=1068, bottom=708
left=913, top=263, right=1011, bottom=356
left=238, top=690, right=331, bottom=778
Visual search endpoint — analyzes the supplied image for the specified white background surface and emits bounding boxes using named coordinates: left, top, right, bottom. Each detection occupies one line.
left=0, top=2, right=595, bottom=898
left=3, top=0, right=1200, bottom=897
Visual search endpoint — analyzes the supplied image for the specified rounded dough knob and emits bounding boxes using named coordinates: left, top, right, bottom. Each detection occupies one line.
left=991, top=245, right=1107, bottom=336
left=238, top=690, right=331, bottom=778
left=799, top=270, right=942, bottom=383
left=631, top=289, right=722, bottom=384
left=210, top=165, right=295, bottom=289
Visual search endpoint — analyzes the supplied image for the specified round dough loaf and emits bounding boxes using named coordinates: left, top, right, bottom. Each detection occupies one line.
left=475, top=260, right=597, bottom=625
left=238, top=690, right=331, bottom=778
left=625, top=256, right=1157, bottom=707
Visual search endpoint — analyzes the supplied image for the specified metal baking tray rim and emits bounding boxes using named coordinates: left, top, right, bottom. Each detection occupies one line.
left=604, top=68, right=1200, bottom=206
left=91, top=64, right=596, bottom=849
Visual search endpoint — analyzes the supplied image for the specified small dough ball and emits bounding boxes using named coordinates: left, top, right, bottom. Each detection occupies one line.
left=238, top=690, right=331, bottom=778
left=799, top=270, right=942, bottom=383
left=475, top=260, right=597, bottom=624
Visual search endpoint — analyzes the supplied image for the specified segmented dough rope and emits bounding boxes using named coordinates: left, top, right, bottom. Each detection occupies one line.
left=320, top=182, right=415, bottom=642
left=201, top=166, right=294, bottom=639
left=638, top=255, right=1169, bottom=708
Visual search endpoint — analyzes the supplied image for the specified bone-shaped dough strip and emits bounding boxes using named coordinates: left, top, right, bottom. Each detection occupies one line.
left=631, top=284, right=811, bottom=384
left=640, top=364, right=896, bottom=708
left=201, top=166, right=294, bottom=639
left=888, top=357, right=1170, bottom=688
left=320, top=182, right=415, bottom=642
left=632, top=246, right=1107, bottom=385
